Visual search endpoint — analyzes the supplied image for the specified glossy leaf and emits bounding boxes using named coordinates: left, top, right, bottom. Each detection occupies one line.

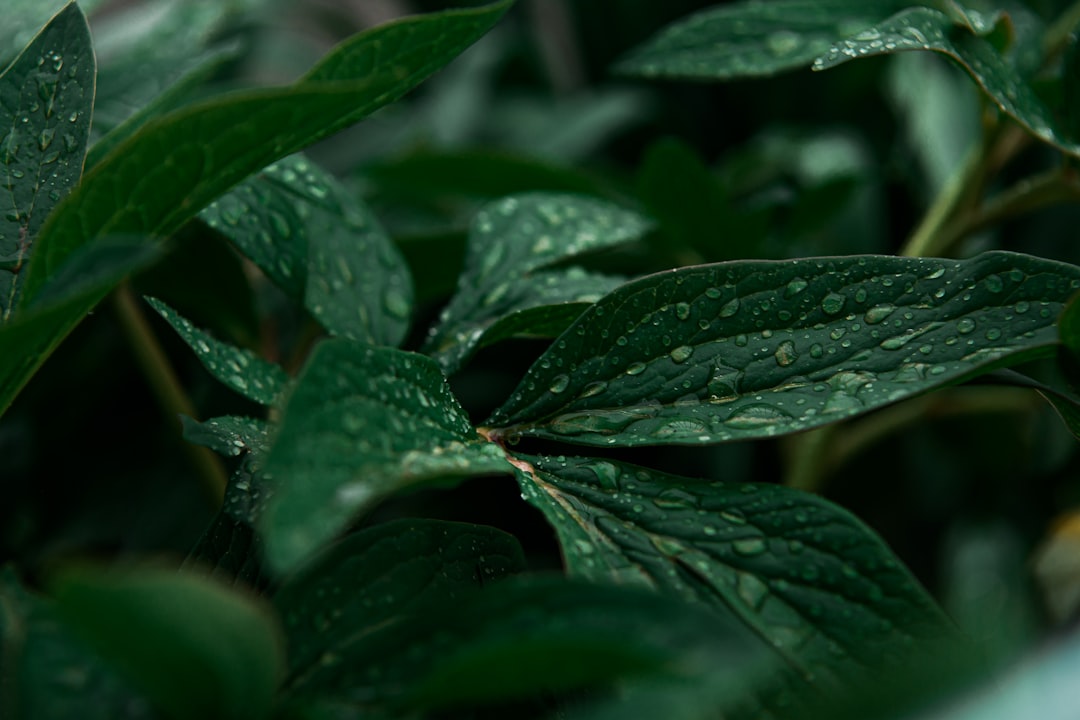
left=484, top=252, right=1080, bottom=446
left=813, top=7, right=1080, bottom=158
left=0, top=239, right=159, bottom=417
left=283, top=575, right=772, bottom=714
left=52, top=566, right=284, bottom=720
left=146, top=297, right=289, bottom=406
left=511, top=454, right=957, bottom=688
left=202, top=154, right=413, bottom=347
left=274, top=519, right=527, bottom=685
left=260, top=340, right=512, bottom=573
left=1, top=3, right=94, bottom=321
left=1, top=1, right=108, bottom=67
left=615, top=0, right=909, bottom=80
left=180, top=415, right=270, bottom=459
left=21, top=0, right=514, bottom=301
left=424, top=193, right=649, bottom=373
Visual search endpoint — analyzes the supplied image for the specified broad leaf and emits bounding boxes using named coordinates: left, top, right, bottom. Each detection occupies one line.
left=484, top=252, right=1080, bottom=446
left=0, top=239, right=160, bottom=417
left=21, top=0, right=514, bottom=301
left=146, top=297, right=289, bottom=406
left=1, top=3, right=94, bottom=321
left=274, top=519, right=526, bottom=685
left=282, top=575, right=774, bottom=714
left=424, top=193, right=649, bottom=373
left=52, top=566, right=284, bottom=720
left=510, top=455, right=958, bottom=689
left=260, top=340, right=512, bottom=573
left=201, top=154, right=413, bottom=346
left=615, top=0, right=909, bottom=80
left=1, top=1, right=108, bottom=67
left=813, top=7, right=1080, bottom=158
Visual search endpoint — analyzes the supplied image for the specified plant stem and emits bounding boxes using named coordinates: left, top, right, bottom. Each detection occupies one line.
left=900, top=142, right=984, bottom=258
left=112, top=284, right=228, bottom=506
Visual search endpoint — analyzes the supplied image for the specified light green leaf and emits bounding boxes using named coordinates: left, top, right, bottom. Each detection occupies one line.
left=260, top=340, right=512, bottom=573
left=274, top=519, right=526, bottom=687
left=424, top=193, right=648, bottom=373
left=615, top=0, right=909, bottom=80
left=511, top=454, right=958, bottom=688
left=146, top=297, right=289, bottom=406
left=202, top=154, right=413, bottom=347
left=813, top=7, right=1080, bottom=158
left=52, top=566, right=284, bottom=720
left=21, top=0, right=514, bottom=302
left=484, top=252, right=1080, bottom=446
left=0, top=239, right=159, bottom=417
left=1, top=3, right=95, bottom=321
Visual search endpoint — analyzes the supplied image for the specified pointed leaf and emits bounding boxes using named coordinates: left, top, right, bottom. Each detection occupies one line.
left=813, top=7, right=1080, bottom=158
left=261, top=340, right=512, bottom=573
left=21, top=0, right=514, bottom=302
left=484, top=252, right=1080, bottom=446
left=274, top=519, right=526, bottom=685
left=615, top=0, right=909, bottom=80
left=146, top=297, right=289, bottom=406
left=1, top=1, right=109, bottom=67
left=52, top=566, right=285, bottom=720
left=201, top=154, right=413, bottom=346
left=180, top=415, right=270, bottom=458
left=1, top=3, right=94, bottom=321
left=511, top=454, right=957, bottom=688
left=424, top=193, right=649, bottom=372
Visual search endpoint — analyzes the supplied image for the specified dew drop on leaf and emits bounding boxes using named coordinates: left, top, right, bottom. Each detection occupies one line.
left=549, top=375, right=570, bottom=393
left=669, top=345, right=694, bottom=363
left=719, top=298, right=740, bottom=317
left=821, top=292, right=846, bottom=315
left=732, top=537, right=767, bottom=557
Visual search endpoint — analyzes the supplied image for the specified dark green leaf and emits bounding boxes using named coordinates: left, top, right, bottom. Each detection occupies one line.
left=52, top=566, right=284, bottom=720
left=1, top=3, right=94, bottom=321
left=284, top=575, right=773, bottom=714
left=21, top=0, right=514, bottom=302
left=615, top=0, right=908, bottom=80
left=261, top=340, right=512, bottom=573
left=813, top=7, right=1080, bottom=157
left=484, top=252, right=1080, bottom=446
left=0, top=239, right=159, bottom=417
left=202, top=154, right=413, bottom=346
left=511, top=454, right=958, bottom=689
left=274, top=519, right=526, bottom=685
left=424, top=193, right=648, bottom=373
left=180, top=415, right=270, bottom=458
left=1, top=1, right=108, bottom=67
left=146, top=297, right=289, bottom=406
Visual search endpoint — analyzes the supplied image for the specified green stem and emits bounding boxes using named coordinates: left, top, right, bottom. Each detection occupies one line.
left=1044, top=0, right=1080, bottom=61
left=900, top=142, right=984, bottom=258
left=112, top=284, right=227, bottom=506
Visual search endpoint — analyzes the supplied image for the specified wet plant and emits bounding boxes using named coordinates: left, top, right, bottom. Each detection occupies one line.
left=5, top=1, right=1080, bottom=718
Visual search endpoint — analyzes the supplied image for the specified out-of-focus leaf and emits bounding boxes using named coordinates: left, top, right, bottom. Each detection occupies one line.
left=0, top=0, right=109, bottom=68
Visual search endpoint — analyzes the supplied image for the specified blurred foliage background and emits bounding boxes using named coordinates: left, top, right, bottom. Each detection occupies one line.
left=4, top=0, right=1080, bottom=667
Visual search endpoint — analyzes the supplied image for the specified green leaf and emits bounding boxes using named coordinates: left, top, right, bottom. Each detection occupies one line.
left=510, top=454, right=958, bottom=688
left=813, top=7, right=1080, bottom=158
left=52, top=566, right=285, bottom=720
left=21, top=0, right=514, bottom=302
left=615, top=0, right=909, bottom=80
left=1, top=1, right=108, bottom=67
left=180, top=415, right=270, bottom=458
left=484, top=252, right=1080, bottom=446
left=1, top=566, right=151, bottom=720
left=146, top=297, right=289, bottom=406
left=0, top=239, right=160, bottom=417
left=201, top=154, right=414, bottom=346
left=274, top=519, right=527, bottom=685
left=260, top=340, right=512, bottom=573
left=282, top=575, right=773, bottom=714
left=1, top=3, right=95, bottom=321
left=423, top=193, right=649, bottom=373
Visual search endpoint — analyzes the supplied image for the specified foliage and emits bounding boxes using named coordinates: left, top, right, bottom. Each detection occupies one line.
left=4, top=0, right=1080, bottom=718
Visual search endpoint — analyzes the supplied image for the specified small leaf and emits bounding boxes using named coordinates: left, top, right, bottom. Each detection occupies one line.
left=260, top=339, right=512, bottom=573
left=146, top=297, right=289, bottom=406
left=615, top=0, right=909, bottom=80
left=1, top=3, right=95, bottom=321
left=52, top=566, right=285, bottom=720
left=511, top=455, right=958, bottom=688
left=813, top=7, right=1080, bottom=158
left=424, top=193, right=649, bottom=373
left=484, top=252, right=1080, bottom=446
left=180, top=415, right=270, bottom=458
left=202, top=154, right=413, bottom=346
left=274, top=519, right=526, bottom=686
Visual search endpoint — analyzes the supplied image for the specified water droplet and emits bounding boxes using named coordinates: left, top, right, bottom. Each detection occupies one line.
left=549, top=375, right=570, bottom=393
left=822, top=292, right=846, bottom=315
left=864, top=304, right=895, bottom=324
left=625, top=362, right=647, bottom=376
left=708, top=363, right=742, bottom=399
left=809, top=343, right=824, bottom=359
left=383, top=288, right=410, bottom=319
left=774, top=340, right=798, bottom=367
left=985, top=274, right=1004, bottom=293
left=733, top=537, right=767, bottom=556
left=719, top=298, right=740, bottom=318
left=985, top=328, right=1002, bottom=341
left=37, top=128, right=54, bottom=151
left=669, top=345, right=694, bottom=363
left=766, top=30, right=802, bottom=56
left=675, top=302, right=691, bottom=320
left=580, top=381, right=607, bottom=398
left=582, top=460, right=619, bottom=488
left=1014, top=301, right=1030, bottom=314
left=725, top=404, right=792, bottom=429
left=785, top=277, right=809, bottom=297
left=956, top=318, right=976, bottom=334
